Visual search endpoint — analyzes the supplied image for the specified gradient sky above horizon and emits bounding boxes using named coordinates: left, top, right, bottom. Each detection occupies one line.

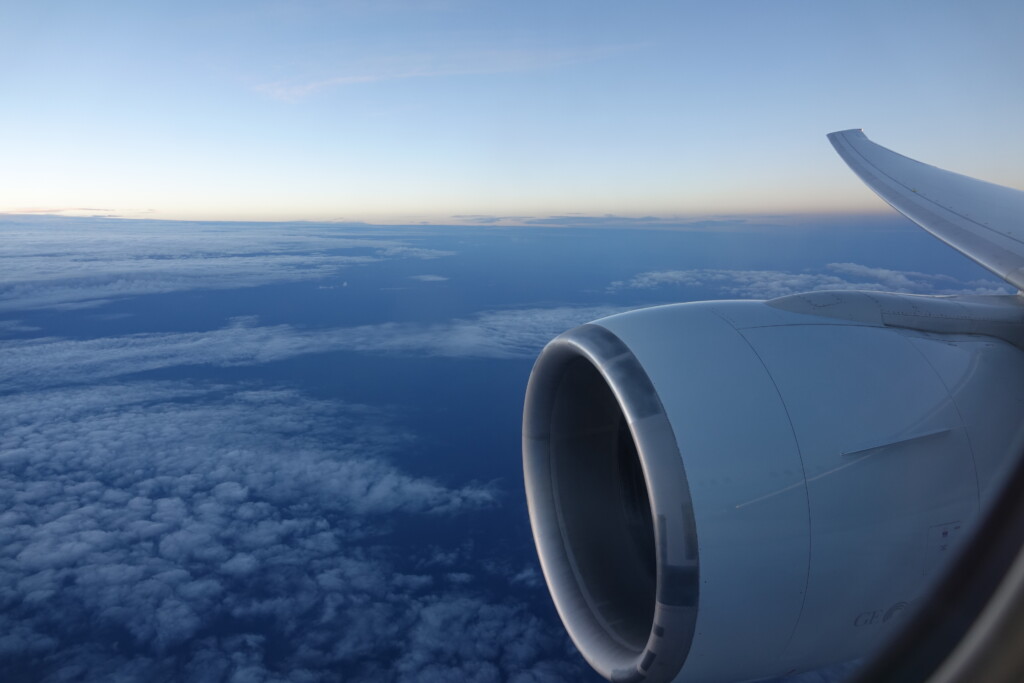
left=3, top=0, right=1024, bottom=223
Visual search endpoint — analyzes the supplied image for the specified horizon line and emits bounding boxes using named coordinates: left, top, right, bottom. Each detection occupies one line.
left=0, top=209, right=898, bottom=228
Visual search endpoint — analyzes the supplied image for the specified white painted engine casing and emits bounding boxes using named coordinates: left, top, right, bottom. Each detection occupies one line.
left=523, top=299, right=1024, bottom=683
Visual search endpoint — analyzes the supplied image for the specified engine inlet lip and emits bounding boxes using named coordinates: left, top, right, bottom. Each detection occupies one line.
left=523, top=323, right=699, bottom=683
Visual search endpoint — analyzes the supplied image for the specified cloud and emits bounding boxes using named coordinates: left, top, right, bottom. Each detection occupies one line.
left=2, top=207, right=115, bottom=216
left=0, top=380, right=578, bottom=681
left=0, top=263, right=597, bottom=679
left=0, top=218, right=456, bottom=312
left=376, top=245, right=455, bottom=260
left=0, top=253, right=373, bottom=313
left=0, top=306, right=625, bottom=391
left=255, top=44, right=635, bottom=100
left=0, top=320, right=40, bottom=335
left=522, top=214, right=750, bottom=229
left=609, top=263, right=1011, bottom=299
left=409, top=274, right=449, bottom=282
left=524, top=213, right=675, bottom=227
left=450, top=215, right=535, bottom=225
left=393, top=597, right=580, bottom=683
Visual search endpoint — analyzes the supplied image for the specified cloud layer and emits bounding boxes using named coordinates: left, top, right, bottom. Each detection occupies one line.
left=609, top=262, right=1011, bottom=299
left=0, top=219, right=593, bottom=681
left=0, top=382, right=578, bottom=681
left=0, top=306, right=625, bottom=392
left=0, top=218, right=453, bottom=312
left=3, top=217, right=987, bottom=681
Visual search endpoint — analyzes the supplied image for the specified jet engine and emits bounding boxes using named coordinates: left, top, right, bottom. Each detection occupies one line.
left=523, top=296, right=1024, bottom=683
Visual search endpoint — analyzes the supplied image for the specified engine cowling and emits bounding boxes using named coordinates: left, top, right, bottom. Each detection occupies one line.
left=523, top=299, right=1024, bottom=683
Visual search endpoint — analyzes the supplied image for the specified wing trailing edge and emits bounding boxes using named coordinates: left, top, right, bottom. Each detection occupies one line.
left=828, top=129, right=1024, bottom=291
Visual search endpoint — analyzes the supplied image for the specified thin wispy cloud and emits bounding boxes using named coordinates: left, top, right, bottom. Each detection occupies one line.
left=609, top=263, right=1011, bottom=299
left=256, top=44, right=638, bottom=100
left=0, top=320, right=40, bottom=335
left=0, top=306, right=625, bottom=391
left=524, top=214, right=674, bottom=227
left=450, top=214, right=534, bottom=225
left=0, top=218, right=455, bottom=311
left=3, top=207, right=115, bottom=216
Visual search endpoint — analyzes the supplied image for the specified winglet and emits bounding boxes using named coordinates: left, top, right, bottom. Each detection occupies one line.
left=829, top=129, right=1024, bottom=290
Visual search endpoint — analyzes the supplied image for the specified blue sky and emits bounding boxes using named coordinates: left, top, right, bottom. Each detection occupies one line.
left=2, top=0, right=1023, bottom=221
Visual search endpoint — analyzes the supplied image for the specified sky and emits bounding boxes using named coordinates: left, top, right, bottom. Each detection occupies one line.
left=4, top=3, right=1023, bottom=680
left=2, top=0, right=1024, bottom=222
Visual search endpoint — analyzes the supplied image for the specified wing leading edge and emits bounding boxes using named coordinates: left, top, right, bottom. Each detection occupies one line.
left=828, top=129, right=1024, bottom=291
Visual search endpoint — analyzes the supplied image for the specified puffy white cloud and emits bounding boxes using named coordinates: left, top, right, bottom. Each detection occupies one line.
left=609, top=263, right=1011, bottom=299
left=393, top=597, right=580, bottom=683
left=0, top=381, right=576, bottom=681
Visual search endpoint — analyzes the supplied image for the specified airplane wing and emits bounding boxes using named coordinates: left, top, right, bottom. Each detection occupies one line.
left=828, top=129, right=1024, bottom=291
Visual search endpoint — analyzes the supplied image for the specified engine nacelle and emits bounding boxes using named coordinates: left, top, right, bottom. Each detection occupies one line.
left=523, top=299, right=1024, bottom=683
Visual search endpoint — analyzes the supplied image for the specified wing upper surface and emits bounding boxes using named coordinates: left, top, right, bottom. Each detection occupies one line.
left=829, top=129, right=1024, bottom=290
